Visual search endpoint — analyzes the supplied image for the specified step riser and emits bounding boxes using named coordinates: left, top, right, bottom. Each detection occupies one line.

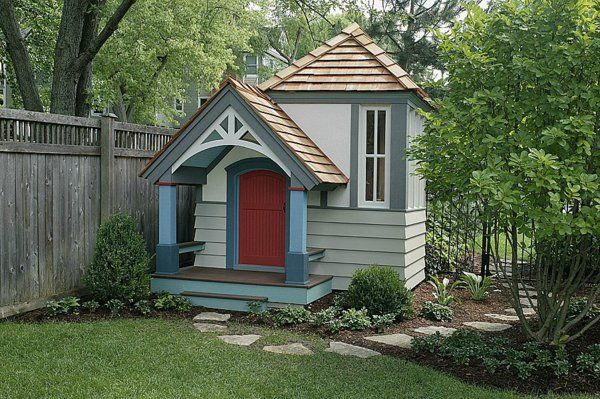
left=151, top=278, right=332, bottom=305
left=184, top=295, right=267, bottom=313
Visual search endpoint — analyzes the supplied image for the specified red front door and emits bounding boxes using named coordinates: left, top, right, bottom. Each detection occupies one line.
left=238, top=170, right=286, bottom=267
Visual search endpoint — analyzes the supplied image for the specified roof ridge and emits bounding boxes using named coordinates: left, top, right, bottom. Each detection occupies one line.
left=258, top=23, right=430, bottom=103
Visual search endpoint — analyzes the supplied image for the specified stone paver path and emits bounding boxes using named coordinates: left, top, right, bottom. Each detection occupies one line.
left=193, top=312, right=231, bottom=322
left=504, top=307, right=536, bottom=316
left=463, top=321, right=512, bottom=332
left=326, top=342, right=381, bottom=358
left=413, top=326, right=456, bottom=337
left=218, top=335, right=261, bottom=346
left=365, top=333, right=413, bottom=349
left=520, top=297, right=537, bottom=307
left=263, top=343, right=314, bottom=355
left=194, top=323, right=228, bottom=333
left=485, top=313, right=520, bottom=322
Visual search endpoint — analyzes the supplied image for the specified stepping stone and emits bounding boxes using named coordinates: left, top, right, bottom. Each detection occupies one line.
left=504, top=307, right=536, bottom=316
left=519, top=290, right=537, bottom=298
left=193, top=323, right=228, bottom=333
left=520, top=297, right=537, bottom=307
left=413, top=326, right=456, bottom=337
left=263, top=343, right=313, bottom=356
left=365, top=333, right=414, bottom=349
left=193, top=312, right=231, bottom=322
left=325, top=342, right=381, bottom=358
left=218, top=334, right=261, bottom=346
left=463, top=321, right=512, bottom=332
left=485, top=313, right=520, bottom=322
left=501, top=282, right=534, bottom=290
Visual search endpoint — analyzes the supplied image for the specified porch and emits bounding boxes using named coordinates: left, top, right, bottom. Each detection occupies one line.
left=151, top=266, right=333, bottom=312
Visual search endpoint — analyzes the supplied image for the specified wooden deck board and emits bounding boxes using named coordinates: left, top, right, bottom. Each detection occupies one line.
left=152, top=266, right=332, bottom=288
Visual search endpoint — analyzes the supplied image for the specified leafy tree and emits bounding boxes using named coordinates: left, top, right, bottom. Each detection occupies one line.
left=92, top=0, right=258, bottom=123
left=252, top=0, right=351, bottom=78
left=0, top=0, right=138, bottom=115
left=349, top=0, right=471, bottom=84
left=410, top=0, right=600, bottom=345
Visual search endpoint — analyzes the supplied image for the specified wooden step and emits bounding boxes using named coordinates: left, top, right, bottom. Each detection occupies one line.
left=180, top=290, right=267, bottom=313
left=180, top=291, right=267, bottom=302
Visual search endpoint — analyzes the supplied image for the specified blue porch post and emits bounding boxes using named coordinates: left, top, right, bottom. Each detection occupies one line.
left=156, top=183, right=179, bottom=275
left=285, top=186, right=309, bottom=285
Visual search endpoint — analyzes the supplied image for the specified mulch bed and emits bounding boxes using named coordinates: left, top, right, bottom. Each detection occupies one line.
left=5, top=282, right=599, bottom=395
left=230, top=281, right=600, bottom=395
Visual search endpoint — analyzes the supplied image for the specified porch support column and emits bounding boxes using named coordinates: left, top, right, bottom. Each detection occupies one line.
left=156, top=183, right=179, bottom=275
left=285, top=185, right=309, bottom=285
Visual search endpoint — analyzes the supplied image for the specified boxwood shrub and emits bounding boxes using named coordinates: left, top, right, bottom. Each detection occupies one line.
left=84, top=213, right=151, bottom=302
left=342, top=265, right=413, bottom=319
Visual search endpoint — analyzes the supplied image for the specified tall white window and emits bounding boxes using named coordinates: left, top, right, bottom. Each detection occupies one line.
left=359, top=106, right=390, bottom=208
left=245, top=54, right=258, bottom=76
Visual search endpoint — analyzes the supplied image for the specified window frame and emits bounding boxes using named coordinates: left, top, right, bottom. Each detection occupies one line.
left=244, top=54, right=258, bottom=76
left=174, top=98, right=184, bottom=112
left=358, top=105, right=391, bottom=208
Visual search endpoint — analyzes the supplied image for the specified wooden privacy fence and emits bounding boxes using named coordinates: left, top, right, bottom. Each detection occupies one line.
left=0, top=109, right=196, bottom=317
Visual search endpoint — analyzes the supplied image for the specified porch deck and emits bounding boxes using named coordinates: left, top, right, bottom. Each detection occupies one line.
left=151, top=266, right=333, bottom=312
left=152, top=266, right=332, bottom=288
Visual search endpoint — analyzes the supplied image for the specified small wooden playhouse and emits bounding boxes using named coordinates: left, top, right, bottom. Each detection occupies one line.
left=140, top=23, right=431, bottom=311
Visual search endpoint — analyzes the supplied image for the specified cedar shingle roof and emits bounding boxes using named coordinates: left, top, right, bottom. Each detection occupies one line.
left=229, top=79, right=348, bottom=184
left=140, top=78, right=348, bottom=185
left=259, top=23, right=430, bottom=103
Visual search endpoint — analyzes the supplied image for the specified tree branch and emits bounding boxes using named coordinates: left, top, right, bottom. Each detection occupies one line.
left=72, top=0, right=137, bottom=73
left=0, top=0, right=44, bottom=111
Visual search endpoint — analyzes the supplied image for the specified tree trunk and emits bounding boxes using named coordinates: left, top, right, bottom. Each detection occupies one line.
left=75, top=0, right=103, bottom=117
left=50, top=0, right=87, bottom=115
left=0, top=0, right=44, bottom=111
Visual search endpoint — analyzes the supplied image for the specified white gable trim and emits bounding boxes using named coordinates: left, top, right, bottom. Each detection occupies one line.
left=172, top=106, right=291, bottom=176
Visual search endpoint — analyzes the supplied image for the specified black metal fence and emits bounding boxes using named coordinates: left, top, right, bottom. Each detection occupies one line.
left=426, top=194, right=536, bottom=281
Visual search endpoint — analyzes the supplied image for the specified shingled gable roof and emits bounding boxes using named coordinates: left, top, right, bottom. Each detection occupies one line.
left=140, top=77, right=348, bottom=185
left=258, top=23, right=431, bottom=103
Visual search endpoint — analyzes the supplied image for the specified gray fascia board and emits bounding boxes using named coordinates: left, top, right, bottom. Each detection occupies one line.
left=227, top=89, right=319, bottom=189
left=267, top=91, right=432, bottom=110
left=143, top=87, right=232, bottom=182
left=145, top=85, right=319, bottom=189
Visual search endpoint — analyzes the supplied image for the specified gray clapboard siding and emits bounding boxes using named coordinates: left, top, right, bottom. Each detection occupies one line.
left=193, top=203, right=228, bottom=268
left=0, top=109, right=194, bottom=316
left=192, top=202, right=426, bottom=289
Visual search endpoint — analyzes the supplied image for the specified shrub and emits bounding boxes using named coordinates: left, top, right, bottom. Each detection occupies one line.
left=247, top=301, right=267, bottom=318
left=106, top=299, right=125, bottom=315
left=44, top=296, right=81, bottom=316
left=339, top=308, right=372, bottom=331
left=82, top=300, right=100, bottom=312
left=428, top=275, right=459, bottom=306
left=420, top=301, right=453, bottom=322
left=372, top=313, right=396, bottom=333
left=134, top=300, right=152, bottom=315
left=343, top=266, right=413, bottom=318
left=84, top=214, right=151, bottom=302
left=273, top=305, right=311, bottom=327
left=459, top=272, right=494, bottom=301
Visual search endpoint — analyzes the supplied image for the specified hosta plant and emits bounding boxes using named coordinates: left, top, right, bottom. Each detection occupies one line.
left=459, top=272, right=495, bottom=301
left=428, top=275, right=459, bottom=306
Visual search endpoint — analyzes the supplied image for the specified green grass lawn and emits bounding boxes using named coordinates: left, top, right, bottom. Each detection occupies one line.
left=0, top=318, right=592, bottom=399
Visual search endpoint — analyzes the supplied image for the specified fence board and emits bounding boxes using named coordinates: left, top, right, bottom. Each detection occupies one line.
left=0, top=109, right=194, bottom=315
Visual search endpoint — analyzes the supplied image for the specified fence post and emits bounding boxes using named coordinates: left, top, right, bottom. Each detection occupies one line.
left=100, top=113, right=117, bottom=222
